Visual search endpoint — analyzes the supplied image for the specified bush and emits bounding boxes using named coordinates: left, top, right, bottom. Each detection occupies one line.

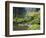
left=28, top=24, right=40, bottom=30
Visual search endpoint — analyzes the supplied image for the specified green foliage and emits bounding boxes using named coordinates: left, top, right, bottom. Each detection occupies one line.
left=27, top=12, right=40, bottom=24
left=15, top=17, right=24, bottom=22
left=28, top=24, right=40, bottom=30
left=13, top=11, right=40, bottom=30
